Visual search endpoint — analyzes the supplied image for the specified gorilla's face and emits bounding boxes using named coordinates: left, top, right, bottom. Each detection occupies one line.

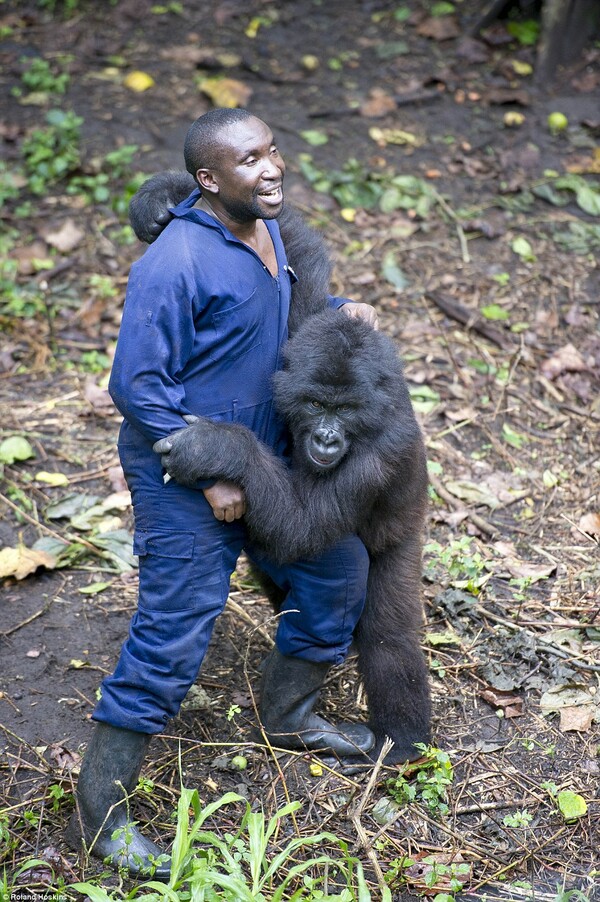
left=302, top=399, right=352, bottom=472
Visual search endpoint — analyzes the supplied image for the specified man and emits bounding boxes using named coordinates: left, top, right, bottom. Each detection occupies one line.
left=66, top=108, right=377, bottom=878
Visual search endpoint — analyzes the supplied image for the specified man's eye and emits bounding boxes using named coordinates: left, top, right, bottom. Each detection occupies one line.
left=270, top=146, right=279, bottom=155
left=244, top=157, right=257, bottom=166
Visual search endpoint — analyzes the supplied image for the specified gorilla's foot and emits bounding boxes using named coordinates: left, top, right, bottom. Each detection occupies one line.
left=259, top=649, right=375, bottom=757
left=66, top=722, right=170, bottom=880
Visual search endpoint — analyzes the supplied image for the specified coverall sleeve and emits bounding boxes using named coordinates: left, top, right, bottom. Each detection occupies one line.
left=109, top=249, right=200, bottom=445
left=327, top=294, right=352, bottom=310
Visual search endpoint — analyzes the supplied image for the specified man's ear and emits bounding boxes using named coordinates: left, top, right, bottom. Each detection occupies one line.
left=197, top=168, right=219, bottom=195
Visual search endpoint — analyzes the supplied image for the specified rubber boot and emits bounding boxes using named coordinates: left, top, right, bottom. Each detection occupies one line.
left=65, top=723, right=170, bottom=879
left=259, top=649, right=375, bottom=756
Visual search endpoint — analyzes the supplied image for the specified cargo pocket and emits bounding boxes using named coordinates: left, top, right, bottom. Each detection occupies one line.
left=134, top=528, right=198, bottom=611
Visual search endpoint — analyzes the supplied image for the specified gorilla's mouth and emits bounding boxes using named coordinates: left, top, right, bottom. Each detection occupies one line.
left=307, top=445, right=347, bottom=471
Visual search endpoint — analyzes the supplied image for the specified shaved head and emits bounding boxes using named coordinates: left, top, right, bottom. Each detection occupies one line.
left=184, top=108, right=256, bottom=178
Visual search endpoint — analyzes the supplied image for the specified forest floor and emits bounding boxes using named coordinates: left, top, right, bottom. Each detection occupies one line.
left=0, top=1, right=599, bottom=900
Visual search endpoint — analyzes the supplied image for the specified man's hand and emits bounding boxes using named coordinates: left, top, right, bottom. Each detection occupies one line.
left=340, top=302, right=379, bottom=330
left=203, top=480, right=246, bottom=522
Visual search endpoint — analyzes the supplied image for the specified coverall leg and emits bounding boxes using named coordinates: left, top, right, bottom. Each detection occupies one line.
left=93, top=483, right=369, bottom=734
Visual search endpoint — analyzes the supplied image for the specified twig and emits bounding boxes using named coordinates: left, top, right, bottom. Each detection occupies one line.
left=350, top=738, right=394, bottom=895
left=430, top=187, right=471, bottom=264
left=2, top=595, right=56, bottom=638
left=425, top=290, right=511, bottom=349
left=429, top=472, right=499, bottom=538
left=225, top=596, right=275, bottom=645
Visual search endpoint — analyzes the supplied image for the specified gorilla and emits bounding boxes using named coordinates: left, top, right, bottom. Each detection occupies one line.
left=130, top=173, right=431, bottom=764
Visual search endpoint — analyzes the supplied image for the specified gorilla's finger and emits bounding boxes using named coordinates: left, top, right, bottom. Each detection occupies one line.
left=183, top=414, right=200, bottom=424
left=153, top=437, right=173, bottom=454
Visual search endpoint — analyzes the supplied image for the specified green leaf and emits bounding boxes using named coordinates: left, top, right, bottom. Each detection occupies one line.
left=299, top=129, right=329, bottom=147
left=381, top=251, right=410, bottom=290
left=431, top=2, right=455, bottom=15
left=78, top=582, right=111, bottom=595
left=506, top=19, right=540, bottom=45
left=481, top=303, right=509, bottom=321
left=502, top=423, right=527, bottom=449
left=557, top=790, right=587, bottom=821
left=511, top=236, right=536, bottom=262
left=0, top=435, right=35, bottom=464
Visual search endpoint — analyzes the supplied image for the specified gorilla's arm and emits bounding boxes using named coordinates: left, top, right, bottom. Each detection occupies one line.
left=129, top=171, right=196, bottom=244
left=153, top=417, right=384, bottom=563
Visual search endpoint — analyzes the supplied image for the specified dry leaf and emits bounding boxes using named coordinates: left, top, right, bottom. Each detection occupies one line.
left=481, top=688, right=524, bottom=716
left=541, top=344, right=587, bottom=380
left=578, top=512, right=600, bottom=536
left=198, top=76, right=252, bottom=108
left=559, top=705, right=595, bottom=733
left=417, top=16, right=461, bottom=41
left=360, top=88, right=397, bottom=118
left=0, top=545, right=56, bottom=580
left=44, top=219, right=85, bottom=253
left=11, top=240, right=50, bottom=275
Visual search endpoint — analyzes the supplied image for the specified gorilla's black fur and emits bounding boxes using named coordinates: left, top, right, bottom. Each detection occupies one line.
left=130, top=173, right=431, bottom=763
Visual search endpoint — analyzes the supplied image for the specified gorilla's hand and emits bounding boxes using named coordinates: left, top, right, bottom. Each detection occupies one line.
left=153, top=415, right=257, bottom=487
left=129, top=171, right=196, bottom=243
left=340, top=302, right=379, bottom=330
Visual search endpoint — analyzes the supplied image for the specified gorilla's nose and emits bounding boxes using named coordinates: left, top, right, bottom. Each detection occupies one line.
left=314, top=426, right=341, bottom=451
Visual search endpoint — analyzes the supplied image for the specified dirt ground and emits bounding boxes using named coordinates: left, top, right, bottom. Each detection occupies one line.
left=0, top=1, right=599, bottom=899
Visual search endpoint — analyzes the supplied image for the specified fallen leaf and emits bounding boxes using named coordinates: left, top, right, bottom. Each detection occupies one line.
left=44, top=219, right=85, bottom=253
left=369, top=126, right=424, bottom=147
left=557, top=790, right=587, bottom=821
left=417, top=15, right=461, bottom=41
left=35, top=471, right=69, bottom=487
left=541, top=344, right=587, bottom=380
left=198, top=76, right=252, bottom=108
left=578, top=512, right=600, bottom=536
left=540, top=685, right=595, bottom=714
left=48, top=743, right=81, bottom=770
left=0, top=545, right=56, bottom=580
left=84, top=379, right=114, bottom=410
left=123, top=70, right=155, bottom=92
left=559, top=705, right=595, bottom=733
left=26, top=648, right=41, bottom=658
left=360, top=87, right=397, bottom=118
left=0, top=435, right=35, bottom=465
left=481, top=688, right=524, bottom=716
left=11, top=240, right=50, bottom=275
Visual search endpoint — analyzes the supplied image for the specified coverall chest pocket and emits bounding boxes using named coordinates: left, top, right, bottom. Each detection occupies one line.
left=134, top=528, right=223, bottom=612
left=211, top=288, right=264, bottom=362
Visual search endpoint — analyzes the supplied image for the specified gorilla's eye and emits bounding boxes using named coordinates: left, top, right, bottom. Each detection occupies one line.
left=310, top=400, right=323, bottom=409
left=337, top=404, right=352, bottom=412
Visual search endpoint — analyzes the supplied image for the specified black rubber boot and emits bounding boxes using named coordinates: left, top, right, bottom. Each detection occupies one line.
left=259, top=649, right=375, bottom=756
left=65, top=723, right=170, bottom=879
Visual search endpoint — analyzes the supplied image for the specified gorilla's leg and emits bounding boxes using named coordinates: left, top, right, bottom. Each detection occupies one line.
left=356, top=540, right=431, bottom=764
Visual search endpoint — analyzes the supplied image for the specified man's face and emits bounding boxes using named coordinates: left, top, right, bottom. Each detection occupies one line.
left=203, top=117, right=285, bottom=222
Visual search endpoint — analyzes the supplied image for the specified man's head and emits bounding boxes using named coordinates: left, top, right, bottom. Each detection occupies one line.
left=184, top=109, right=285, bottom=223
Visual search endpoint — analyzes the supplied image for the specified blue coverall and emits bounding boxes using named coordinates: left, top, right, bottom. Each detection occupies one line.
left=94, top=190, right=369, bottom=734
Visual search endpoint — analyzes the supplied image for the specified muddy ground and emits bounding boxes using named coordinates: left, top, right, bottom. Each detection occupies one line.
left=0, top=1, right=599, bottom=899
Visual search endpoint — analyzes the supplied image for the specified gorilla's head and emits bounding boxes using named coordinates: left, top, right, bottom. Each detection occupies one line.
left=274, top=310, right=411, bottom=475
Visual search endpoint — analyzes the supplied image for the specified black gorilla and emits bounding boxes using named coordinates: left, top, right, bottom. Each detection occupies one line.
left=130, top=173, right=431, bottom=763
